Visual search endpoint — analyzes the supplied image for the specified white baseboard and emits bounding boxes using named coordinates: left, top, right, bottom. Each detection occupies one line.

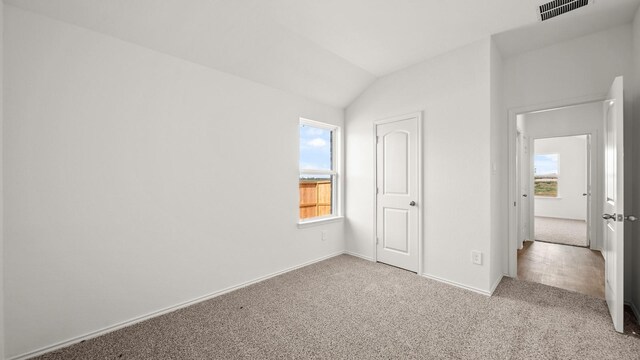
left=343, top=251, right=374, bottom=262
left=9, top=251, right=345, bottom=360
left=347, top=253, right=502, bottom=295
left=420, top=273, right=492, bottom=296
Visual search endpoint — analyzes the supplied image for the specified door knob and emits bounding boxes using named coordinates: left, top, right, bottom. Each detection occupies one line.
left=582, top=193, right=588, bottom=196
left=522, top=194, right=528, bottom=197
left=409, top=201, right=416, bottom=206
left=625, top=215, right=638, bottom=222
left=602, top=213, right=616, bottom=220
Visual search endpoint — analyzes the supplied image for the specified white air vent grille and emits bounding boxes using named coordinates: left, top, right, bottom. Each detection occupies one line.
left=539, top=0, right=591, bottom=21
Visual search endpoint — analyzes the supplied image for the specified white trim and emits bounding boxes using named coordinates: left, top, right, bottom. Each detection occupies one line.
left=530, top=133, right=593, bottom=246
left=343, top=251, right=375, bottom=262
left=507, top=94, right=606, bottom=277
left=299, top=117, right=338, bottom=131
left=532, top=151, right=560, bottom=197
left=297, top=216, right=343, bottom=228
left=529, top=135, right=535, bottom=242
left=372, top=111, right=424, bottom=274
left=298, top=117, right=342, bottom=221
left=9, top=251, right=345, bottom=360
left=420, top=273, right=492, bottom=297
left=300, top=169, right=337, bottom=175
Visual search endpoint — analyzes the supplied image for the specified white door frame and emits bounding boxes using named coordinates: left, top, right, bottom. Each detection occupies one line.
left=516, top=132, right=522, bottom=246
left=373, top=112, right=423, bottom=274
left=507, top=95, right=605, bottom=277
left=529, top=133, right=594, bottom=247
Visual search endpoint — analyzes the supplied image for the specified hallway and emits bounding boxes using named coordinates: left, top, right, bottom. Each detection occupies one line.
left=517, top=240, right=603, bottom=298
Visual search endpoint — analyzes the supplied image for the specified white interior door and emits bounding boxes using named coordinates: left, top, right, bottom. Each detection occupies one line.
left=375, top=114, right=420, bottom=272
left=585, top=135, right=592, bottom=247
left=516, top=134, right=522, bottom=246
left=520, top=134, right=531, bottom=246
left=603, top=76, right=624, bottom=333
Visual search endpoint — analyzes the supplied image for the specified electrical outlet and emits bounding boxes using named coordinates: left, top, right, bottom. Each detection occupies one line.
left=471, top=251, right=483, bottom=265
left=321, top=230, right=327, bottom=241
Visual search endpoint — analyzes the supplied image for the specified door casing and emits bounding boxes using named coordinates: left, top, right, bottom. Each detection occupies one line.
left=507, top=95, right=605, bottom=277
left=529, top=134, right=593, bottom=248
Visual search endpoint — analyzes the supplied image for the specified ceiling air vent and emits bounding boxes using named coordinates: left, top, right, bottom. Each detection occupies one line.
left=538, top=0, right=592, bottom=21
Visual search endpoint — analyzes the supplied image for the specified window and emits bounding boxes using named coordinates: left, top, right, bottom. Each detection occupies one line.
left=299, top=119, right=339, bottom=221
left=534, top=154, right=559, bottom=197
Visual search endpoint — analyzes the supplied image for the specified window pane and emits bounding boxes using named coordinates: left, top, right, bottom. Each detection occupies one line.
left=299, top=174, right=333, bottom=220
left=534, top=154, right=558, bottom=197
left=300, top=124, right=332, bottom=171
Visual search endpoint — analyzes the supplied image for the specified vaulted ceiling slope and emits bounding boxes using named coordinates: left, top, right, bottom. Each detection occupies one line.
left=5, top=0, right=640, bottom=107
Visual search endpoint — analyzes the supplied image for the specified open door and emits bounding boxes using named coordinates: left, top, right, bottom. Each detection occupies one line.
left=522, top=134, right=531, bottom=245
left=516, top=132, right=531, bottom=248
left=603, top=76, right=625, bottom=332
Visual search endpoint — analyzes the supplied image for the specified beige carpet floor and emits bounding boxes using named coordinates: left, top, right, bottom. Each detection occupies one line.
left=535, top=216, right=588, bottom=247
left=35, top=255, right=640, bottom=359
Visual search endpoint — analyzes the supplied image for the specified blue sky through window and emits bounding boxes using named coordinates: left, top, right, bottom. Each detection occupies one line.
left=534, top=154, right=558, bottom=176
left=300, top=124, right=332, bottom=171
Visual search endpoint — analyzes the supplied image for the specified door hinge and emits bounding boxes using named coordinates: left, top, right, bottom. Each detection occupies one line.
left=376, top=187, right=379, bottom=194
left=376, top=237, right=379, bottom=245
left=376, top=136, right=380, bottom=143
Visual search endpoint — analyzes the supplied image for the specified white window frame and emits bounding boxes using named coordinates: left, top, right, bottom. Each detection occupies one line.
left=298, top=118, right=342, bottom=226
left=534, top=152, right=560, bottom=198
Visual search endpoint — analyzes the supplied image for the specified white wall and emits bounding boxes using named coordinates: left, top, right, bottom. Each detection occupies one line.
left=533, top=136, right=588, bottom=221
left=504, top=25, right=634, bottom=110
left=345, top=39, right=494, bottom=293
left=0, top=1, right=5, bottom=359
left=489, top=42, right=507, bottom=290
left=3, top=7, right=345, bottom=358
left=631, top=5, right=640, bottom=316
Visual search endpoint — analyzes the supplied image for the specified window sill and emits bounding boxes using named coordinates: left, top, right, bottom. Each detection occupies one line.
left=297, top=216, right=344, bottom=228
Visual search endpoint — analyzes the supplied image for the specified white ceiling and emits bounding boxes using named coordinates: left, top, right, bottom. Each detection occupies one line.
left=5, top=0, right=640, bottom=107
left=494, top=0, right=640, bottom=57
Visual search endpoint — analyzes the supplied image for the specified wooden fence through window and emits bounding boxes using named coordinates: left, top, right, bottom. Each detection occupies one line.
left=299, top=180, right=332, bottom=219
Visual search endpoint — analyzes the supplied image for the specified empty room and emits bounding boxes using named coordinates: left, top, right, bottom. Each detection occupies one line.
left=2, top=0, right=640, bottom=359
left=515, top=103, right=607, bottom=298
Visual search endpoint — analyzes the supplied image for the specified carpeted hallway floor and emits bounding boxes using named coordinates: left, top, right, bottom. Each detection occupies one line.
left=535, top=216, right=588, bottom=247
left=35, top=255, right=640, bottom=359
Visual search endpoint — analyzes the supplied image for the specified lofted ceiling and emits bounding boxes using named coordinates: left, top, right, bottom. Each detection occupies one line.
left=493, top=0, right=640, bottom=57
left=5, top=0, right=640, bottom=107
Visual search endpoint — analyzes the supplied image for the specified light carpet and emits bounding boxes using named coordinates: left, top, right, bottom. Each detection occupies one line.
left=35, top=255, right=639, bottom=359
left=535, top=216, right=588, bottom=247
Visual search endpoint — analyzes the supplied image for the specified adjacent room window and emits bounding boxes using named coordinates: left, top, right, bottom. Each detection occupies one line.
left=534, top=154, right=559, bottom=197
left=299, top=119, right=339, bottom=221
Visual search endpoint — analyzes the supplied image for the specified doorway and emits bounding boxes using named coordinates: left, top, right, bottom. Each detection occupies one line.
left=374, top=112, right=422, bottom=273
left=532, top=135, right=590, bottom=248
left=509, top=77, right=630, bottom=333
left=510, top=100, right=605, bottom=298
